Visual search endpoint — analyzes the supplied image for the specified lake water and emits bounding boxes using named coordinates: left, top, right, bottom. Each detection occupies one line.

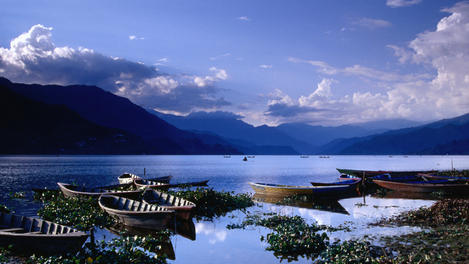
left=1, top=155, right=468, bottom=263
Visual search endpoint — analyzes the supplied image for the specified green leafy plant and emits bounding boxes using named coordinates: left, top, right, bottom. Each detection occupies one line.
left=29, top=234, right=170, bottom=264
left=37, top=192, right=114, bottom=230
left=169, top=188, right=254, bottom=220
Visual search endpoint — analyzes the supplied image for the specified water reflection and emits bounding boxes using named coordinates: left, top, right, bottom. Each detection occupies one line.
left=107, top=225, right=176, bottom=260
left=253, top=193, right=350, bottom=215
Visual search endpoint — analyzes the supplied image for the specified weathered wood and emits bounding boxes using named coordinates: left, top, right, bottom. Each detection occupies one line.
left=142, top=189, right=196, bottom=220
left=0, top=212, right=88, bottom=255
left=99, top=195, right=175, bottom=230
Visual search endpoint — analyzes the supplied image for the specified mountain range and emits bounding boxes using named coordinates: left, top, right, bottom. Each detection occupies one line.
left=2, top=76, right=469, bottom=155
left=0, top=77, right=238, bottom=154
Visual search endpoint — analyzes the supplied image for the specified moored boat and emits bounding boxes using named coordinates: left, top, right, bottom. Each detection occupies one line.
left=418, top=173, right=469, bottom=182
left=248, top=182, right=357, bottom=197
left=310, top=178, right=361, bottom=187
left=0, top=212, right=88, bottom=255
left=98, top=195, right=175, bottom=230
left=134, top=179, right=209, bottom=190
left=57, top=182, right=141, bottom=199
left=372, top=179, right=469, bottom=193
left=142, top=189, right=196, bottom=220
left=337, top=168, right=437, bottom=178
left=118, top=173, right=173, bottom=185
left=369, top=174, right=423, bottom=182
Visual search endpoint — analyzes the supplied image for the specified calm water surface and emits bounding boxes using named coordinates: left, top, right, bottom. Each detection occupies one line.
left=1, top=155, right=468, bottom=263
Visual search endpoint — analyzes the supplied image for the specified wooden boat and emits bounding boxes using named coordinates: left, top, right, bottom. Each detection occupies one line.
left=98, top=195, right=175, bottom=230
left=0, top=212, right=88, bottom=255
left=248, top=182, right=357, bottom=197
left=372, top=179, right=469, bottom=193
left=310, top=178, right=361, bottom=187
left=370, top=174, right=423, bottom=182
left=142, top=189, right=195, bottom=220
left=57, top=182, right=141, bottom=199
left=118, top=173, right=172, bottom=185
left=134, top=179, right=209, bottom=190
left=418, top=173, right=469, bottom=182
left=337, top=168, right=437, bottom=178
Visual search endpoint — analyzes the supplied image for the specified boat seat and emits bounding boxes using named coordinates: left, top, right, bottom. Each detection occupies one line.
left=0, top=228, right=24, bottom=232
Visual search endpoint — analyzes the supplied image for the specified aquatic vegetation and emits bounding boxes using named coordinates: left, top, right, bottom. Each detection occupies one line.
left=37, top=192, right=114, bottom=230
left=0, top=204, right=11, bottom=213
left=382, top=225, right=469, bottom=264
left=379, top=198, right=469, bottom=227
left=316, top=240, right=391, bottom=264
left=168, top=188, right=254, bottom=220
left=9, top=191, right=26, bottom=199
left=374, top=198, right=469, bottom=263
left=29, top=234, right=169, bottom=264
left=228, top=213, right=329, bottom=261
left=0, top=246, right=12, bottom=263
left=33, top=189, right=61, bottom=202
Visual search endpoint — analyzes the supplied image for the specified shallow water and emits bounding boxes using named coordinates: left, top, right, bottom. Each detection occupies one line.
left=1, top=155, right=468, bottom=263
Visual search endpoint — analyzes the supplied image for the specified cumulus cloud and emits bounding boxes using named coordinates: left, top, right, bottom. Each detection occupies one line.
left=353, top=17, right=392, bottom=29
left=386, top=0, right=422, bottom=8
left=193, top=67, right=228, bottom=87
left=279, top=2, right=469, bottom=124
left=0, top=24, right=230, bottom=113
left=265, top=87, right=327, bottom=118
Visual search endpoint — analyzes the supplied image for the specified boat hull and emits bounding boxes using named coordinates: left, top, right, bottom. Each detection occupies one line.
left=249, top=182, right=355, bottom=197
left=99, top=195, right=175, bottom=230
left=338, top=168, right=437, bottom=178
left=58, top=182, right=141, bottom=199
left=0, top=212, right=88, bottom=255
left=373, top=179, right=469, bottom=193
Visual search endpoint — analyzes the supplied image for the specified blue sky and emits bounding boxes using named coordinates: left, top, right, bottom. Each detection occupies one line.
left=1, top=0, right=468, bottom=126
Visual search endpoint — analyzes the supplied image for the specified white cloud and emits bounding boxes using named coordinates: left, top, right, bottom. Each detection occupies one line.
left=259, top=64, right=272, bottom=69
left=154, top=57, right=169, bottom=66
left=143, top=76, right=179, bottom=94
left=353, top=17, right=392, bottom=29
left=237, top=16, right=250, bottom=21
left=288, top=57, right=428, bottom=82
left=209, top=52, right=231, bottom=61
left=128, top=35, right=144, bottom=40
left=0, top=24, right=230, bottom=113
left=278, top=2, right=469, bottom=124
left=193, top=67, right=228, bottom=87
left=386, top=44, right=413, bottom=63
left=386, top=0, right=422, bottom=8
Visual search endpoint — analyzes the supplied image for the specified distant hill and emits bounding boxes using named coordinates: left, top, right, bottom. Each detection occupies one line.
left=1, top=77, right=240, bottom=154
left=154, top=111, right=309, bottom=154
left=276, top=123, right=377, bottom=147
left=156, top=111, right=422, bottom=154
left=319, top=113, right=469, bottom=154
left=0, top=80, right=149, bottom=154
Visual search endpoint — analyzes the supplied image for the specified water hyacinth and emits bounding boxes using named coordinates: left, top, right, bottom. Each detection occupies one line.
left=228, top=213, right=329, bottom=261
left=0, top=204, right=11, bottom=213
left=9, top=191, right=26, bottom=199
left=169, top=188, right=254, bottom=220
left=29, top=234, right=169, bottom=264
left=316, top=240, right=390, bottom=264
left=36, top=192, right=114, bottom=230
